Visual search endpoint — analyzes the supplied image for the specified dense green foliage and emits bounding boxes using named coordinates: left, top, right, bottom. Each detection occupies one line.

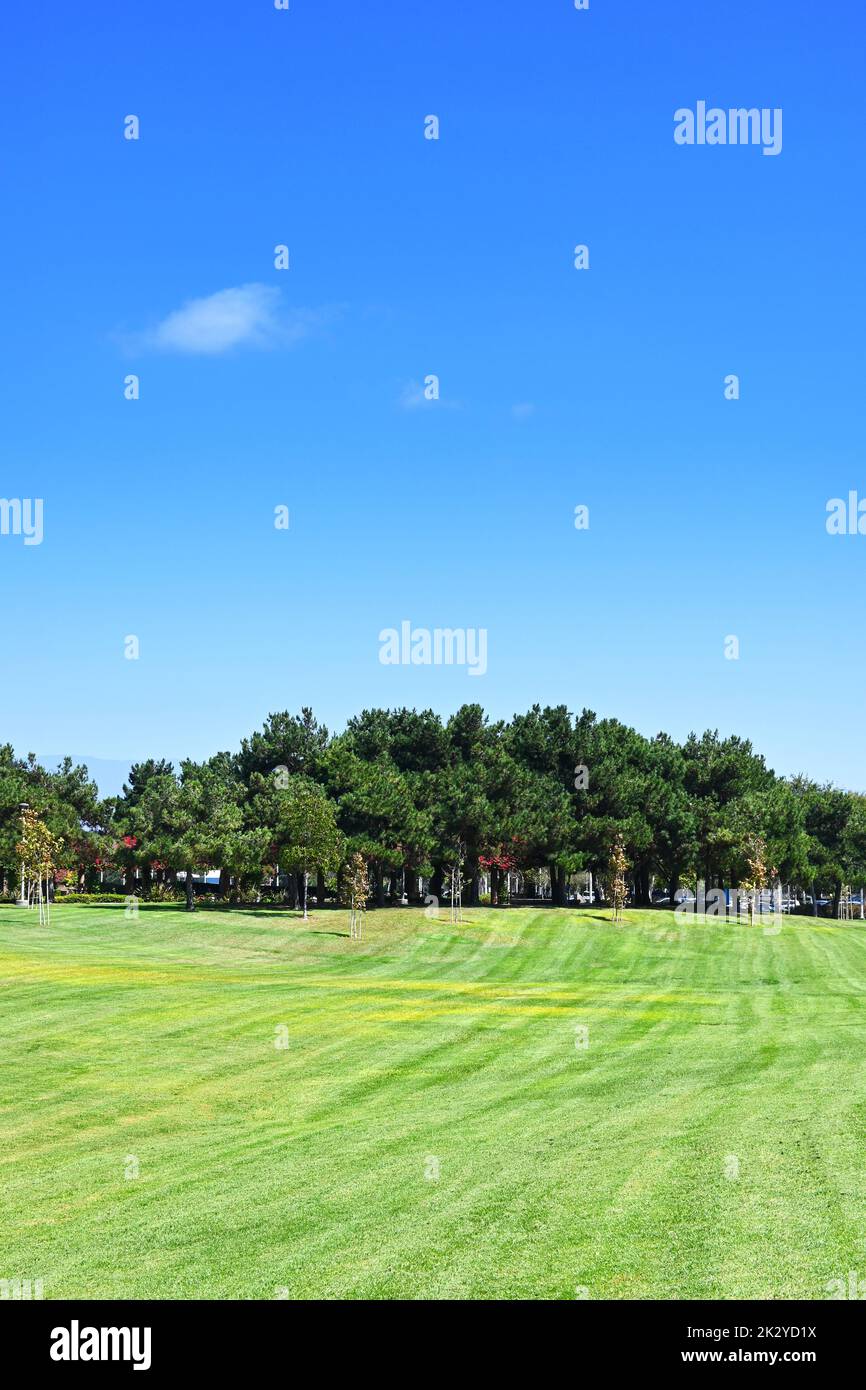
left=2, top=705, right=865, bottom=912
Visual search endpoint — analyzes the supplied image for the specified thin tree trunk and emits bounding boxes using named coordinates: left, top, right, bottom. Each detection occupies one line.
left=549, top=864, right=566, bottom=907
left=636, top=867, right=651, bottom=907
left=430, top=864, right=444, bottom=901
left=185, top=867, right=195, bottom=912
left=316, top=870, right=326, bottom=907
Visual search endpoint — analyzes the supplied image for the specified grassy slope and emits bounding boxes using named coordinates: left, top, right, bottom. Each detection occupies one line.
left=1, top=903, right=865, bottom=1300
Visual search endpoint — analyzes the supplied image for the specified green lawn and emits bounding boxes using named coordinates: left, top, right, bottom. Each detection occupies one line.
left=1, top=902, right=865, bottom=1300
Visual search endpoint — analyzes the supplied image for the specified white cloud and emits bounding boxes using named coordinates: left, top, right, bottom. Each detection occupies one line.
left=141, top=284, right=325, bottom=355
left=399, top=380, right=429, bottom=409
left=511, top=402, right=535, bottom=421
left=397, top=380, right=462, bottom=411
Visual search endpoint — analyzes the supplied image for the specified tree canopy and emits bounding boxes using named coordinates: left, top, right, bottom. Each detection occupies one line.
left=1, top=705, right=864, bottom=916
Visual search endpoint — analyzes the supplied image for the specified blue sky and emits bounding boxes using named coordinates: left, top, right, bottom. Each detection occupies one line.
left=1, top=0, right=864, bottom=793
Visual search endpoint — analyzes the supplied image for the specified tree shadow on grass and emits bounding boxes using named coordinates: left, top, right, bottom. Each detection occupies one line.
left=210, top=907, right=353, bottom=938
left=204, top=907, right=307, bottom=919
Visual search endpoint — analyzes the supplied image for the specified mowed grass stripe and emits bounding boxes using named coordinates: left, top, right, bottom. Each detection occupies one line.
left=2, top=904, right=866, bottom=1298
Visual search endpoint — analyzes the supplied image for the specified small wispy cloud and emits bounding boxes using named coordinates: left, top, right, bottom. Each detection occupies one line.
left=397, top=379, right=462, bottom=411
left=511, top=402, right=535, bottom=421
left=127, top=284, right=331, bottom=355
left=399, top=380, right=430, bottom=410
